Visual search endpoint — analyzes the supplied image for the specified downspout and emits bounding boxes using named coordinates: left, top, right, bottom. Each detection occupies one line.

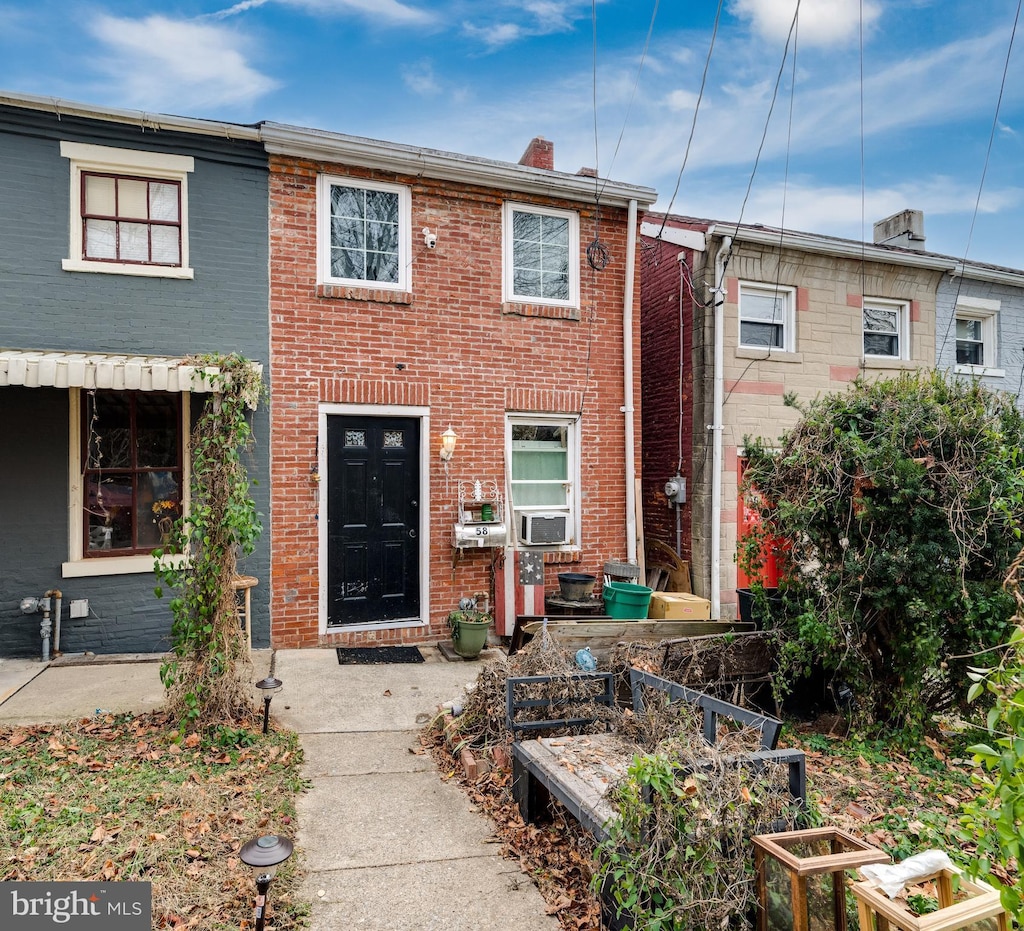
left=623, top=199, right=639, bottom=564
left=710, top=236, right=732, bottom=619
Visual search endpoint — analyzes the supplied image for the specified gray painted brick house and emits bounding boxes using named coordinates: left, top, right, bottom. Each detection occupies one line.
left=0, top=93, right=270, bottom=658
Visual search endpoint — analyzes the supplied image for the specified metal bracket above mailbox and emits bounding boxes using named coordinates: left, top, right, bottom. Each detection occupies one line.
left=453, top=479, right=506, bottom=549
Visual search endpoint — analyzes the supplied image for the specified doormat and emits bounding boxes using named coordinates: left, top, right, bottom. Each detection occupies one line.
left=336, top=646, right=424, bottom=665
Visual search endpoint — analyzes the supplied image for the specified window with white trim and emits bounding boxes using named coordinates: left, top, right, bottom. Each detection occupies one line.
left=863, top=298, right=909, bottom=359
left=507, top=413, right=580, bottom=547
left=61, top=142, right=194, bottom=279
left=955, top=301, right=999, bottom=372
left=503, top=203, right=579, bottom=306
left=318, top=175, right=411, bottom=290
left=738, top=282, right=795, bottom=351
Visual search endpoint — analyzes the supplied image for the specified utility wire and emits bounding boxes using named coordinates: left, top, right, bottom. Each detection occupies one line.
left=596, top=0, right=660, bottom=201
left=652, top=0, right=725, bottom=242
left=938, top=0, right=1022, bottom=358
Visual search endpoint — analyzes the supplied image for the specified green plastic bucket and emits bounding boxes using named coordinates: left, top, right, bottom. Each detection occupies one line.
left=603, top=582, right=654, bottom=619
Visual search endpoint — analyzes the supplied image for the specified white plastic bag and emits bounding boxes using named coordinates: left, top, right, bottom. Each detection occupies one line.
left=860, top=850, right=954, bottom=899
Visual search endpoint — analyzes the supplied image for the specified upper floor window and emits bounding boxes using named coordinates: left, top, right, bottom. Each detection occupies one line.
left=61, top=142, right=194, bottom=279
left=863, top=299, right=909, bottom=359
left=738, top=283, right=795, bottom=351
left=318, top=175, right=410, bottom=291
left=503, top=203, right=579, bottom=307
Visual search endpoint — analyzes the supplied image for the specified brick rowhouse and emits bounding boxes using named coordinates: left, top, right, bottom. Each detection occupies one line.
left=267, top=136, right=656, bottom=648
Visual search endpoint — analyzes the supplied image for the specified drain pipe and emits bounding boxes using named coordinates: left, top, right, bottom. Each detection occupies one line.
left=623, top=198, right=639, bottom=565
left=710, top=236, right=732, bottom=620
left=48, top=589, right=62, bottom=654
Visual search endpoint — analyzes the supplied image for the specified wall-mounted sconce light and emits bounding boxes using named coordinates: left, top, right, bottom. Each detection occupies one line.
left=440, top=426, right=458, bottom=462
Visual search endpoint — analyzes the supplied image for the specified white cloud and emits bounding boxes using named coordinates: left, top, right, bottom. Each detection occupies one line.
left=730, top=0, right=881, bottom=48
left=88, top=14, right=279, bottom=110
left=402, top=60, right=441, bottom=96
left=211, top=0, right=433, bottom=25
left=460, top=0, right=591, bottom=50
left=665, top=89, right=701, bottom=112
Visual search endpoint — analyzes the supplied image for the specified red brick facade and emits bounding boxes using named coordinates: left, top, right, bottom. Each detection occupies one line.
left=268, top=154, right=647, bottom=648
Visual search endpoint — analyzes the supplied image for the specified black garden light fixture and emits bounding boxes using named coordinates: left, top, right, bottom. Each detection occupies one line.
left=239, top=833, right=294, bottom=931
left=255, top=675, right=282, bottom=735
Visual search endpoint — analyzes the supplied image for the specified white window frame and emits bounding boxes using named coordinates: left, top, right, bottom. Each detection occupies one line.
left=506, top=412, right=581, bottom=550
left=738, top=282, right=796, bottom=352
left=954, top=297, right=1001, bottom=376
left=863, top=298, right=909, bottom=361
left=317, top=174, right=411, bottom=291
left=61, top=141, right=194, bottom=279
left=502, top=202, right=580, bottom=308
left=63, top=387, right=191, bottom=578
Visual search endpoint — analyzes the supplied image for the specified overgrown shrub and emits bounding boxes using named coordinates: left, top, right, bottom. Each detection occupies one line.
left=741, top=370, right=1024, bottom=729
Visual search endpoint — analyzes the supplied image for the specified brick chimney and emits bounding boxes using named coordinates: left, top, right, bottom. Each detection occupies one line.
left=519, top=137, right=554, bottom=171
left=873, top=209, right=926, bottom=251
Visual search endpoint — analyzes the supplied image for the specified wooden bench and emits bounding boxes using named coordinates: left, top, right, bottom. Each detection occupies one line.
left=509, top=668, right=806, bottom=842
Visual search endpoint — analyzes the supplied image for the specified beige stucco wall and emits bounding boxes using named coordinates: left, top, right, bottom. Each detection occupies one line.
left=696, top=241, right=942, bottom=616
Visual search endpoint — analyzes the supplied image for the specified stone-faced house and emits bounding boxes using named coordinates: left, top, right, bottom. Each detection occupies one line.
left=641, top=212, right=957, bottom=620
left=0, top=92, right=270, bottom=657
left=259, top=126, right=656, bottom=646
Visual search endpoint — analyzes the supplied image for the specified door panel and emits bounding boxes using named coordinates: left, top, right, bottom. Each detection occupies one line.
left=327, top=416, right=421, bottom=627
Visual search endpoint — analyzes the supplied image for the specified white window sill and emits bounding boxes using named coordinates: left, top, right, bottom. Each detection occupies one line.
left=62, top=553, right=188, bottom=578
left=736, top=347, right=802, bottom=363
left=863, top=357, right=916, bottom=370
left=955, top=364, right=1005, bottom=378
left=63, top=258, right=194, bottom=280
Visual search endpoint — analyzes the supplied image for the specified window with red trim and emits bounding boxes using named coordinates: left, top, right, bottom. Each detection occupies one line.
left=81, top=172, right=182, bottom=266
left=82, top=390, right=183, bottom=556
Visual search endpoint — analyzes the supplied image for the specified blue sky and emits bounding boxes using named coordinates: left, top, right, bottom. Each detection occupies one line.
left=2, top=0, right=1023, bottom=268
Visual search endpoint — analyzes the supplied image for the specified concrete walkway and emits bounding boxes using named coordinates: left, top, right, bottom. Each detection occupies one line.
left=0, top=648, right=560, bottom=931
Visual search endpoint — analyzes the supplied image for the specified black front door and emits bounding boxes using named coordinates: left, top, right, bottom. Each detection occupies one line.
left=326, top=416, right=421, bottom=627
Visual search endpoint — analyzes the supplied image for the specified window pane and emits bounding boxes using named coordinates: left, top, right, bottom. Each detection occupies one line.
left=541, top=214, right=569, bottom=246
left=86, top=475, right=134, bottom=551
left=136, top=394, right=179, bottom=466
left=957, top=340, right=983, bottom=366
left=740, top=321, right=783, bottom=348
left=742, top=291, right=785, bottom=322
left=331, top=185, right=364, bottom=220
left=367, top=219, right=398, bottom=254
left=119, top=179, right=149, bottom=219
left=513, top=210, right=541, bottom=241
left=865, top=333, right=898, bottom=356
left=512, top=484, right=567, bottom=507
left=85, top=219, right=117, bottom=259
left=514, top=268, right=542, bottom=295
left=366, top=250, right=399, bottom=284
left=956, top=318, right=982, bottom=341
left=84, top=175, right=116, bottom=215
left=151, top=226, right=180, bottom=264
left=87, top=392, right=131, bottom=468
left=542, top=271, right=569, bottom=300
left=332, top=248, right=365, bottom=280
left=149, top=183, right=179, bottom=221
left=332, top=217, right=363, bottom=253
left=120, top=222, right=150, bottom=261
left=864, top=308, right=898, bottom=333
left=365, top=189, right=398, bottom=224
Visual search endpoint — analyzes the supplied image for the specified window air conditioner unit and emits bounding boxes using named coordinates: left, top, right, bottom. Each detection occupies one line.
left=519, top=511, right=570, bottom=546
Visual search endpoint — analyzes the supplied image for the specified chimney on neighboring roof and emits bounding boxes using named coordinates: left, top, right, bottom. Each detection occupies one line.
left=576, top=167, right=598, bottom=177
left=519, top=137, right=554, bottom=171
left=873, top=209, right=926, bottom=251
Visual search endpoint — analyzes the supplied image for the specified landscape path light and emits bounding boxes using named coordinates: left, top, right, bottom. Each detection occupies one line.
left=255, top=675, right=282, bottom=735
left=239, top=833, right=293, bottom=931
